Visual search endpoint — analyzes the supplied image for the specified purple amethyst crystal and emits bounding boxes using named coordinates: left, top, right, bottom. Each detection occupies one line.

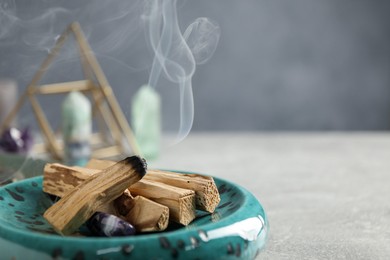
left=0, top=127, right=33, bottom=153
left=86, top=212, right=136, bottom=237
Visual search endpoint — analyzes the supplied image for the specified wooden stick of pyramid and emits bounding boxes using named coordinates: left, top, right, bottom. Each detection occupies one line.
left=0, top=22, right=141, bottom=160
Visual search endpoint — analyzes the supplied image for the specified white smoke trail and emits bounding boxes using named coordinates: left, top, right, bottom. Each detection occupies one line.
left=144, top=0, right=220, bottom=143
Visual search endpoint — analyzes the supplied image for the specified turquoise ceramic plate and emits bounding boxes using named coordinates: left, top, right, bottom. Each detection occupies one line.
left=0, top=175, right=268, bottom=260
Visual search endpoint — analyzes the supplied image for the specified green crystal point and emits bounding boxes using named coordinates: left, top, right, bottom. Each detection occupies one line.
left=62, top=91, right=92, bottom=166
left=132, top=85, right=161, bottom=160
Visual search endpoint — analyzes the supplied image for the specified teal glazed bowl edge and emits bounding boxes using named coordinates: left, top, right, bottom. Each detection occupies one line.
left=0, top=174, right=268, bottom=260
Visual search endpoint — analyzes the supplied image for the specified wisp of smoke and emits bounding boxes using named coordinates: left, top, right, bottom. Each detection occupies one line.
left=144, top=0, right=220, bottom=143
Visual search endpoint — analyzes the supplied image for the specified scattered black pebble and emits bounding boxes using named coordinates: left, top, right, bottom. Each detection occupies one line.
left=159, top=236, right=171, bottom=249
left=5, top=188, right=24, bottom=201
left=15, top=211, right=25, bottom=215
left=8, top=203, right=14, bottom=207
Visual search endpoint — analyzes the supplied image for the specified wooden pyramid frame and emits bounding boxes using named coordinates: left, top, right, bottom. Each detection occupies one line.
left=0, top=22, right=140, bottom=160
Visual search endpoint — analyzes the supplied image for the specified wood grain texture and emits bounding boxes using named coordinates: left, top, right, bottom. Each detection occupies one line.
left=43, top=156, right=145, bottom=235
left=128, top=179, right=196, bottom=225
left=87, top=158, right=220, bottom=212
left=115, top=191, right=169, bottom=232
left=45, top=162, right=196, bottom=226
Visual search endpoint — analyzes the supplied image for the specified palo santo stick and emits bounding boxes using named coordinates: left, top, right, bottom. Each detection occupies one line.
left=44, top=163, right=196, bottom=225
left=43, top=156, right=146, bottom=235
left=115, top=191, right=169, bottom=232
left=43, top=163, right=169, bottom=232
left=146, top=170, right=220, bottom=213
left=128, top=180, right=196, bottom=225
left=43, top=163, right=98, bottom=197
left=86, top=158, right=220, bottom=213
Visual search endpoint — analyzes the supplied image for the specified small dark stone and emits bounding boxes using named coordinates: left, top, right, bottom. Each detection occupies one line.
left=159, top=236, right=171, bottom=249
left=235, top=243, right=241, bottom=257
left=121, top=244, right=133, bottom=255
left=8, top=203, right=14, bottom=207
left=51, top=247, right=62, bottom=259
left=86, top=212, right=136, bottom=237
left=15, top=211, right=25, bottom=215
left=177, top=239, right=185, bottom=249
left=0, top=127, right=33, bottom=153
left=31, top=181, right=38, bottom=187
left=73, top=251, right=85, bottom=260
left=227, top=243, right=234, bottom=255
left=0, top=196, right=4, bottom=200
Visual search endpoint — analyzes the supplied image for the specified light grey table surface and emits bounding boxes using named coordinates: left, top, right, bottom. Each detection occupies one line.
left=152, top=132, right=390, bottom=260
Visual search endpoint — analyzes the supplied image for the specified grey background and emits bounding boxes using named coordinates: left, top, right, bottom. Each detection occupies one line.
left=0, top=0, right=389, bottom=132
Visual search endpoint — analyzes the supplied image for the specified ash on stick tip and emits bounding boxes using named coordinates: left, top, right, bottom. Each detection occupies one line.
left=125, top=156, right=147, bottom=177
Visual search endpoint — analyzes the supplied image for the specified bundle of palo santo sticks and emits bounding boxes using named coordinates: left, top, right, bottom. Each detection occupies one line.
left=42, top=156, right=221, bottom=236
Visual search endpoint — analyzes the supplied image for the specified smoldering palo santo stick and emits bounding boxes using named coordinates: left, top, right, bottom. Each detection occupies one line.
left=43, top=163, right=169, bottom=232
left=86, top=158, right=220, bottom=213
left=43, top=156, right=147, bottom=236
